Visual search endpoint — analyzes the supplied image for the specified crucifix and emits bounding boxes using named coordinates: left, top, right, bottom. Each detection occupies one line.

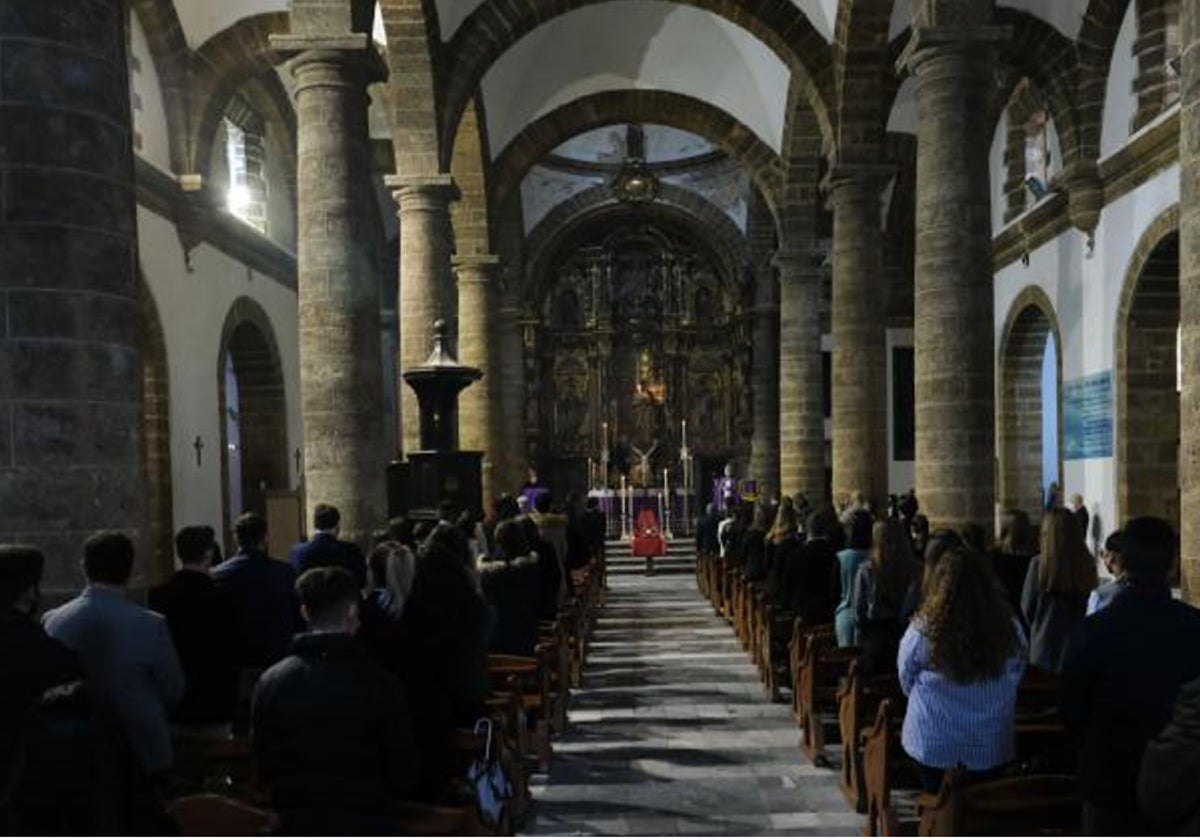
left=193, top=436, right=204, bottom=467
left=629, top=442, right=659, bottom=487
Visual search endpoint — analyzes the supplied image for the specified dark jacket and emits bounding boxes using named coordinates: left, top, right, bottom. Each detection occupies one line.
left=480, top=557, right=541, bottom=656
left=1139, top=675, right=1200, bottom=834
left=696, top=512, right=720, bottom=556
left=1063, top=585, right=1200, bottom=816
left=288, top=533, right=367, bottom=589
left=213, top=549, right=304, bottom=669
left=356, top=592, right=417, bottom=680
left=1021, top=556, right=1088, bottom=672
left=990, top=551, right=1033, bottom=617
left=582, top=508, right=607, bottom=557
left=743, top=528, right=769, bottom=581
left=149, top=569, right=239, bottom=725
left=251, top=633, right=419, bottom=834
left=780, top=537, right=839, bottom=626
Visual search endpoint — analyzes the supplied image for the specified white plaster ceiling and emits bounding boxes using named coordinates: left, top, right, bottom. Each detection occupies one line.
left=482, top=1, right=791, bottom=157
left=790, top=0, right=838, bottom=41
left=174, top=0, right=289, bottom=49
left=435, top=0, right=486, bottom=40
left=554, top=125, right=716, bottom=163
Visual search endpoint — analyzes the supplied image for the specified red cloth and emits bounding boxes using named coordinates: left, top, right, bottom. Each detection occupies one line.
left=632, top=509, right=666, bottom=557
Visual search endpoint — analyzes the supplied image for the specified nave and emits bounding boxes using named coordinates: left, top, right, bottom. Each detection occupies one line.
left=527, top=566, right=860, bottom=836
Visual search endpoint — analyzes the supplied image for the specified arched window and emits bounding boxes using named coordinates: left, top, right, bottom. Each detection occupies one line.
left=222, top=96, right=269, bottom=234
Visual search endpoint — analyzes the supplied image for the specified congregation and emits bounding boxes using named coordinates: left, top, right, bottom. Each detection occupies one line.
left=695, top=489, right=1200, bottom=836
left=0, top=493, right=607, bottom=835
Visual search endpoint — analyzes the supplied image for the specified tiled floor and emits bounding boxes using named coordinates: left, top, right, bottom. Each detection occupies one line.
left=525, top=568, right=862, bottom=836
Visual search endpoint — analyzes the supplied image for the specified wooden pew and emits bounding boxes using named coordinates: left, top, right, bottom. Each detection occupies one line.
left=756, top=599, right=794, bottom=701
left=916, top=768, right=1080, bottom=836
left=487, top=655, right=552, bottom=769
left=837, top=660, right=907, bottom=813
left=171, top=731, right=264, bottom=804
left=167, top=794, right=277, bottom=836
left=862, top=698, right=920, bottom=836
left=795, top=629, right=860, bottom=765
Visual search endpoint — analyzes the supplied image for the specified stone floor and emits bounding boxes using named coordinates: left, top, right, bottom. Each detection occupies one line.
left=524, top=568, right=862, bottom=836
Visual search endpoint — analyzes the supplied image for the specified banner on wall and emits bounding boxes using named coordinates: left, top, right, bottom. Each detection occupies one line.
left=1063, top=370, right=1113, bottom=461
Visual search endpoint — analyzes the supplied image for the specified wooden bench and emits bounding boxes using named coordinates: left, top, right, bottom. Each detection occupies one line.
left=756, top=599, right=795, bottom=701
left=795, top=629, right=860, bottom=765
left=171, top=731, right=264, bottom=804
left=916, top=768, right=1080, bottom=836
left=167, top=793, right=276, bottom=836
left=837, top=660, right=907, bottom=813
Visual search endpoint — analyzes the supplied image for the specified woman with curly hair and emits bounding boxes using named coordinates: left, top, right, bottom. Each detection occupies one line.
left=899, top=546, right=1027, bottom=794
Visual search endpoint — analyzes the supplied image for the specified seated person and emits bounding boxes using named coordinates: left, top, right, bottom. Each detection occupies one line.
left=1086, top=530, right=1126, bottom=615
left=149, top=525, right=238, bottom=726
left=479, top=520, right=540, bottom=656
left=213, top=513, right=304, bottom=670
left=779, top=510, right=840, bottom=626
left=852, top=519, right=919, bottom=676
left=44, top=533, right=185, bottom=775
left=899, top=546, right=1026, bottom=794
left=252, top=568, right=418, bottom=834
left=288, top=504, right=367, bottom=588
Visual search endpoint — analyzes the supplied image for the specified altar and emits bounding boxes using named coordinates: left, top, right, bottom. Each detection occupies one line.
left=587, top=487, right=694, bottom=538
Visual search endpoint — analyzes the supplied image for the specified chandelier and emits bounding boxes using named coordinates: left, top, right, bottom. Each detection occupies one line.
left=610, top=156, right=659, bottom=204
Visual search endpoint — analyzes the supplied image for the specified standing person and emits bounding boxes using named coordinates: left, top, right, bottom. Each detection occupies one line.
left=742, top=503, right=773, bottom=582
left=479, top=520, right=540, bottom=656
left=288, top=503, right=367, bottom=589
left=1063, top=516, right=1200, bottom=835
left=696, top=503, right=721, bottom=559
left=764, top=500, right=801, bottom=606
left=252, top=567, right=419, bottom=834
left=992, top=509, right=1038, bottom=615
left=852, top=519, right=919, bottom=675
left=43, top=533, right=184, bottom=775
left=581, top=496, right=608, bottom=562
left=149, top=526, right=239, bottom=727
left=780, top=511, right=840, bottom=626
left=213, top=513, right=304, bottom=670
left=835, top=510, right=873, bottom=647
left=899, top=547, right=1026, bottom=794
left=1069, top=493, right=1091, bottom=543
left=1087, top=531, right=1126, bottom=615
left=1021, top=508, right=1097, bottom=672
left=357, top=542, right=418, bottom=678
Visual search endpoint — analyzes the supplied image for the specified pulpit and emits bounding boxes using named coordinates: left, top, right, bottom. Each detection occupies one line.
left=387, top=320, right=483, bottom=521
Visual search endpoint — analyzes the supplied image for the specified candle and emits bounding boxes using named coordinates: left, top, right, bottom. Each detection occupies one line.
left=663, top=467, right=669, bottom=498
left=602, top=421, right=609, bottom=452
left=588, top=457, right=594, bottom=489
left=681, top=419, right=688, bottom=448
left=658, top=491, right=665, bottom=529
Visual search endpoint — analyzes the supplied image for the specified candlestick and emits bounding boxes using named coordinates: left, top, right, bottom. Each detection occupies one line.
left=602, top=421, right=609, bottom=453
left=681, top=419, right=688, bottom=449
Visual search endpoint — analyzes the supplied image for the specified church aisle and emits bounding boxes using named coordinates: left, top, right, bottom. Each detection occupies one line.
left=525, top=568, right=862, bottom=836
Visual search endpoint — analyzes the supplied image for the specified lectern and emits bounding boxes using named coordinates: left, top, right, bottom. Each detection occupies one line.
left=387, top=319, right=484, bottom=522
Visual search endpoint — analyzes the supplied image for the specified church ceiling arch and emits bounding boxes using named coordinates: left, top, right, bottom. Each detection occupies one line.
left=523, top=182, right=750, bottom=304
left=439, top=0, right=835, bottom=169
left=490, top=91, right=785, bottom=225
left=831, top=0, right=895, bottom=164
left=378, top=0, right=444, bottom=173
left=129, top=0, right=191, bottom=173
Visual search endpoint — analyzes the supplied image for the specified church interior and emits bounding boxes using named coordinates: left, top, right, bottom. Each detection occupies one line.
left=4, top=0, right=1200, bottom=835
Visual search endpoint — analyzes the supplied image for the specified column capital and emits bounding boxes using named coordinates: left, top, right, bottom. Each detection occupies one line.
left=825, top=162, right=896, bottom=196
left=271, top=33, right=387, bottom=85
left=896, top=24, right=1012, bottom=75
left=454, top=253, right=503, bottom=282
left=772, top=248, right=824, bottom=275
left=386, top=173, right=460, bottom=211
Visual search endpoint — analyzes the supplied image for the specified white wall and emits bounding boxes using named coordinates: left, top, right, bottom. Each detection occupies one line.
left=990, top=110, right=1009, bottom=235
left=137, top=208, right=302, bottom=541
left=992, top=162, right=1180, bottom=546
left=175, top=0, right=289, bottom=49
left=129, top=11, right=172, bottom=174
left=1100, top=1, right=1139, bottom=159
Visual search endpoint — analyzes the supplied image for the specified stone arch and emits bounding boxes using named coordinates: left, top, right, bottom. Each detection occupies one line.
left=217, top=298, right=290, bottom=537
left=997, top=286, right=1063, bottom=516
left=1076, top=0, right=1134, bottom=162
left=524, top=182, right=750, bottom=304
left=1116, top=205, right=1180, bottom=530
left=491, top=91, right=785, bottom=222
left=139, top=276, right=174, bottom=583
left=128, top=0, right=191, bottom=174
left=439, top=0, right=834, bottom=170
left=831, top=0, right=895, bottom=164
left=191, top=14, right=297, bottom=190
left=450, top=96, right=493, bottom=256
left=378, top=0, right=443, bottom=173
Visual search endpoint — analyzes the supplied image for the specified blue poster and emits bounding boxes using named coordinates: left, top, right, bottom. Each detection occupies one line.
left=1063, top=371, right=1113, bottom=460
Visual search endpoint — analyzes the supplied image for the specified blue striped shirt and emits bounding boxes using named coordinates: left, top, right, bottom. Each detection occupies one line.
left=898, top=621, right=1027, bottom=771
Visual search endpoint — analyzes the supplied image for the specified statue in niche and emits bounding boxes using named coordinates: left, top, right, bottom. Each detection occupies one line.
left=552, top=285, right=583, bottom=329
left=555, top=373, right=589, bottom=451
left=693, top=375, right=722, bottom=446
left=694, top=287, right=714, bottom=325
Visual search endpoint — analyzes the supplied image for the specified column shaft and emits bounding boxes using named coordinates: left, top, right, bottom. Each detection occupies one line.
left=830, top=171, right=890, bottom=509
left=777, top=252, right=828, bottom=506
left=905, top=25, right=1003, bottom=531
left=749, top=301, right=781, bottom=498
left=1179, top=1, right=1200, bottom=599
left=388, top=175, right=458, bottom=456
left=282, top=44, right=387, bottom=544
left=456, top=255, right=501, bottom=508
left=497, top=305, right=528, bottom=495
left=0, top=0, right=145, bottom=591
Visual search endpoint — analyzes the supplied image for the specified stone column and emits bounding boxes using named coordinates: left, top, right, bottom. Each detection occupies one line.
left=776, top=250, right=828, bottom=506
left=748, top=275, right=781, bottom=499
left=497, top=303, right=528, bottom=495
left=456, top=254, right=501, bottom=508
left=271, top=34, right=388, bottom=544
left=0, top=0, right=145, bottom=592
left=386, top=174, right=459, bottom=456
left=901, top=10, right=1006, bottom=532
left=1179, top=0, right=1200, bottom=599
left=829, top=167, right=891, bottom=509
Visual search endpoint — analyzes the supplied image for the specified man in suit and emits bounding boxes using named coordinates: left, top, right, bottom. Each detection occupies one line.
left=1063, top=516, right=1200, bottom=835
left=252, top=567, right=418, bottom=833
left=288, top=503, right=367, bottom=588
left=149, top=526, right=239, bottom=726
left=213, top=513, right=303, bottom=670
left=43, top=533, right=184, bottom=775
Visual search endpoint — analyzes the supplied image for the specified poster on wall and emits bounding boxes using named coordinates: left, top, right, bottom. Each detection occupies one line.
left=1064, top=370, right=1113, bottom=460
